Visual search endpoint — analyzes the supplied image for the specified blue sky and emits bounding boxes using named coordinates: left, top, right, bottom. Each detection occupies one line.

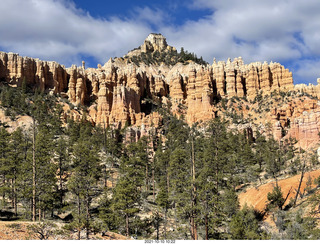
left=1, top=0, right=320, bottom=84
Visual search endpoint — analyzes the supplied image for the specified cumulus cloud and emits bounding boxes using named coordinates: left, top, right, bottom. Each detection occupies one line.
left=0, top=0, right=152, bottom=66
left=294, top=59, right=320, bottom=84
left=160, top=0, right=320, bottom=83
left=0, top=0, right=319, bottom=83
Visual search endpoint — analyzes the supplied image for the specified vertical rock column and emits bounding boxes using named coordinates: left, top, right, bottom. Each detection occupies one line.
left=246, top=65, right=259, bottom=99
left=67, top=66, right=78, bottom=104
left=186, top=68, right=197, bottom=123
left=225, top=63, right=236, bottom=97
left=235, top=71, right=244, bottom=97
left=260, top=62, right=271, bottom=93
left=213, top=62, right=226, bottom=97
left=96, top=75, right=110, bottom=126
left=76, top=77, right=87, bottom=105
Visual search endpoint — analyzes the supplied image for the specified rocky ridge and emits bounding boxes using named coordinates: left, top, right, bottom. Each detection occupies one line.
left=0, top=34, right=297, bottom=130
left=2, top=34, right=320, bottom=148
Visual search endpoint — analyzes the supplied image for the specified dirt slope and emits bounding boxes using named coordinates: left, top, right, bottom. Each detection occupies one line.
left=239, top=168, right=320, bottom=212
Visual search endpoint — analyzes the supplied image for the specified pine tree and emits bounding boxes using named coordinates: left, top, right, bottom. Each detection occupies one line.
left=156, top=183, right=169, bottom=239
left=111, top=176, right=140, bottom=237
left=229, top=204, right=265, bottom=239
left=55, top=137, right=70, bottom=211
left=0, top=127, right=11, bottom=208
left=34, top=125, right=57, bottom=221
left=7, top=128, right=25, bottom=216
left=267, top=185, right=285, bottom=210
left=168, top=147, right=192, bottom=237
left=202, top=119, right=230, bottom=238
left=67, top=140, right=102, bottom=240
left=99, top=190, right=119, bottom=233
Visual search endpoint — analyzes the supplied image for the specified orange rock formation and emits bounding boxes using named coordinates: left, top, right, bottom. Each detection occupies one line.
left=0, top=34, right=295, bottom=130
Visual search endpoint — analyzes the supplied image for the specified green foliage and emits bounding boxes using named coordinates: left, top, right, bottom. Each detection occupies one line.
left=305, top=175, right=313, bottom=195
left=27, top=221, right=57, bottom=240
left=272, top=209, right=320, bottom=239
left=229, top=205, right=267, bottom=239
left=66, top=137, right=102, bottom=239
left=313, top=175, right=320, bottom=187
left=0, top=82, right=316, bottom=240
left=267, top=185, right=285, bottom=210
left=111, top=176, right=141, bottom=236
left=127, top=47, right=208, bottom=66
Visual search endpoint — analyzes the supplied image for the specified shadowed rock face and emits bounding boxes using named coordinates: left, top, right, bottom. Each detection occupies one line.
left=0, top=34, right=296, bottom=130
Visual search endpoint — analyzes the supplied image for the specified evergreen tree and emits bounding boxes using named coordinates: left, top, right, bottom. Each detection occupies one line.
left=67, top=140, right=102, bottom=240
left=156, top=182, right=170, bottom=239
left=267, top=185, right=285, bottom=210
left=168, top=148, right=192, bottom=237
left=55, top=137, right=70, bottom=211
left=111, top=176, right=140, bottom=237
left=0, top=127, right=11, bottom=208
left=7, top=128, right=25, bottom=216
left=229, top=205, right=266, bottom=239
left=34, top=125, right=57, bottom=220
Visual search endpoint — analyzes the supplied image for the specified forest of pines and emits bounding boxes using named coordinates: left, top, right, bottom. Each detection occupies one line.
left=0, top=82, right=320, bottom=240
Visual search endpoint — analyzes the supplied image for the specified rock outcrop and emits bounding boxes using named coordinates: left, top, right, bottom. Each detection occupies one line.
left=126, top=33, right=176, bottom=57
left=0, top=52, right=68, bottom=92
left=0, top=34, right=295, bottom=130
left=271, top=97, right=320, bottom=148
left=294, top=78, right=320, bottom=99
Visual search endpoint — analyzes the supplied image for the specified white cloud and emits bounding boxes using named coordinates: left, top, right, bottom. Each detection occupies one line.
left=0, top=0, right=319, bottom=83
left=0, top=0, right=152, bottom=66
left=294, top=59, right=320, bottom=84
left=132, top=7, right=169, bottom=27
left=160, top=0, right=320, bottom=83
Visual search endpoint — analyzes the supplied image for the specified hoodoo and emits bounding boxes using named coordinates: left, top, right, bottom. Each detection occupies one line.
left=0, top=34, right=299, bottom=129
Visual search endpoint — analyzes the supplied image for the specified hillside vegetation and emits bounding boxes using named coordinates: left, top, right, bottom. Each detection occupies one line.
left=0, top=81, right=320, bottom=240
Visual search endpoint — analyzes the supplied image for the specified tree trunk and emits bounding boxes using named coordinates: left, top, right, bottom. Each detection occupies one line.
left=2, top=177, right=5, bottom=207
left=104, top=164, right=108, bottom=188
left=111, top=151, right=114, bottom=188
left=191, top=137, right=197, bottom=240
left=166, top=165, right=170, bottom=194
left=293, top=163, right=305, bottom=207
left=190, top=216, right=194, bottom=239
left=126, top=213, right=129, bottom=237
left=13, top=177, right=17, bottom=216
left=59, top=156, right=63, bottom=210
left=146, top=163, right=148, bottom=193
left=38, top=198, right=41, bottom=222
left=152, top=168, right=155, bottom=203
left=205, top=213, right=208, bottom=240
left=32, top=118, right=36, bottom=222
left=11, top=179, right=14, bottom=209
left=86, top=191, right=90, bottom=240
left=164, top=208, right=167, bottom=239
left=156, top=218, right=159, bottom=240
left=77, top=194, right=81, bottom=240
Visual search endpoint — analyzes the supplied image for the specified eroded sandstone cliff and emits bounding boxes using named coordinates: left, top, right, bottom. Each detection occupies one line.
left=0, top=34, right=296, bottom=130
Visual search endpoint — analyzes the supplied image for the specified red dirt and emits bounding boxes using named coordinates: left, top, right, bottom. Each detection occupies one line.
left=239, top=168, right=320, bottom=212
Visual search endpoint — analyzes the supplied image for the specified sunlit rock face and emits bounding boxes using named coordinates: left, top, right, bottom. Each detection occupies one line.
left=0, top=34, right=295, bottom=130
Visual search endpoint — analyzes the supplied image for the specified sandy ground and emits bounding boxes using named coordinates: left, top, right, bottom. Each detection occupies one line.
left=0, top=220, right=130, bottom=240
left=239, top=168, right=320, bottom=212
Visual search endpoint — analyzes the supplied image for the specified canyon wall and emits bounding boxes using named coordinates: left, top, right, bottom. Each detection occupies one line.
left=271, top=97, right=320, bottom=149
left=0, top=52, right=68, bottom=93
left=0, top=34, right=295, bottom=129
